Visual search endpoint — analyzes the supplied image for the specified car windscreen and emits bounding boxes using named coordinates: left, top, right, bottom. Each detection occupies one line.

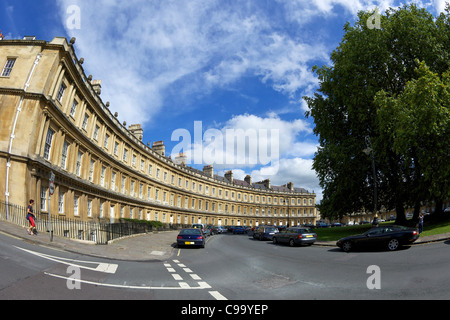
left=265, top=227, right=277, bottom=232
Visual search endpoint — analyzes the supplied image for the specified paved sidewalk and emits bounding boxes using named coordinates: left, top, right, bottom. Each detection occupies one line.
left=1, top=220, right=449, bottom=261
left=0, top=219, right=179, bottom=261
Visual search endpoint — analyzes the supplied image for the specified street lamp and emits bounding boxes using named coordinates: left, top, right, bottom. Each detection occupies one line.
left=363, top=136, right=378, bottom=216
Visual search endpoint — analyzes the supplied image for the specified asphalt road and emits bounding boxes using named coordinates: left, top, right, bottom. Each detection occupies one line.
left=1, top=231, right=449, bottom=301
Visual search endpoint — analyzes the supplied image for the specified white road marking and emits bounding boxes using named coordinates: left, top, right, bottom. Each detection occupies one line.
left=172, top=274, right=183, bottom=281
left=15, top=246, right=118, bottom=274
left=44, top=272, right=212, bottom=290
left=209, top=291, right=228, bottom=300
left=190, top=274, right=201, bottom=280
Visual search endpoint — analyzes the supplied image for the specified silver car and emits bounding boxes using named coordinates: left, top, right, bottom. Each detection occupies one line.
left=253, top=226, right=279, bottom=241
left=272, top=227, right=317, bottom=246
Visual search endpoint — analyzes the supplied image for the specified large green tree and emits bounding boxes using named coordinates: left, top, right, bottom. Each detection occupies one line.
left=304, top=4, right=449, bottom=223
left=375, top=62, right=450, bottom=219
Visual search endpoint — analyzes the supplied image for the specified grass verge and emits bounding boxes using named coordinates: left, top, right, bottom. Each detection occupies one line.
left=314, top=217, right=450, bottom=242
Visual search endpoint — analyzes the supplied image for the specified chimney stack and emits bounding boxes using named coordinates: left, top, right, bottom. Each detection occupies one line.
left=203, top=165, right=214, bottom=177
left=175, top=153, right=187, bottom=166
left=225, top=170, right=233, bottom=183
left=129, top=124, right=143, bottom=141
left=152, top=141, right=165, bottom=156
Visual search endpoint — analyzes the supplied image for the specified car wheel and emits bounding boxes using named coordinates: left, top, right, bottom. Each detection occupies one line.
left=259, top=234, right=263, bottom=241
left=273, top=237, right=278, bottom=245
left=289, top=239, right=295, bottom=247
left=342, top=241, right=352, bottom=252
left=387, top=238, right=400, bottom=251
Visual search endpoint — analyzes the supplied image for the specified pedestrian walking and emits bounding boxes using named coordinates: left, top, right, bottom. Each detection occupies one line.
left=26, top=199, right=36, bottom=235
left=418, top=212, right=424, bottom=234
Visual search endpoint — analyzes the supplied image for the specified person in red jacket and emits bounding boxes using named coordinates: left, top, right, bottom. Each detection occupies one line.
left=26, top=199, right=36, bottom=235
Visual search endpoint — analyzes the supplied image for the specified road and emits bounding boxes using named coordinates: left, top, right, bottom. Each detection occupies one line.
left=1, top=231, right=449, bottom=301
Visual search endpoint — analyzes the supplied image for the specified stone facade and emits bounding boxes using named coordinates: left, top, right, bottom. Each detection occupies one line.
left=0, top=37, right=317, bottom=227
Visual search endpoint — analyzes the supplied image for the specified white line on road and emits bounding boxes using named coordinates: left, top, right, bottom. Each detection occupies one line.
left=15, top=246, right=118, bottom=274
left=209, top=291, right=228, bottom=300
left=44, top=272, right=213, bottom=290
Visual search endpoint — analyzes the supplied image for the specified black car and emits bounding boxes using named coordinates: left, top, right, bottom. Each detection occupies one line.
left=272, top=227, right=317, bottom=246
left=177, top=228, right=205, bottom=248
left=336, top=225, right=419, bottom=252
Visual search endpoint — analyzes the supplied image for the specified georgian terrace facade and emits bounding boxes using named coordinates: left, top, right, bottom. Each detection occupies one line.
left=0, top=36, right=317, bottom=227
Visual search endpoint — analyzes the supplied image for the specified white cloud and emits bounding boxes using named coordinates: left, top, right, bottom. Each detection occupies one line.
left=57, top=0, right=333, bottom=126
left=170, top=113, right=317, bottom=170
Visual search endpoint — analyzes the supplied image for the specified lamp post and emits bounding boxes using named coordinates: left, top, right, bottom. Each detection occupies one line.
left=363, top=136, right=378, bottom=216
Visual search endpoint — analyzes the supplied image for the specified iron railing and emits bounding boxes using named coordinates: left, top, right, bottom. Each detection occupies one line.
left=0, top=201, right=185, bottom=244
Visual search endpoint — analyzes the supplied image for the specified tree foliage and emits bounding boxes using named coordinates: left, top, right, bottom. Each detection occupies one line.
left=304, top=4, right=450, bottom=223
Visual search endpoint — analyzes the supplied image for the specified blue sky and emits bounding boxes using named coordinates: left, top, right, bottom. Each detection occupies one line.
left=1, top=0, right=447, bottom=202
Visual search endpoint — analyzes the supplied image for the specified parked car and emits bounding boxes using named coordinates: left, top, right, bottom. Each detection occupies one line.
left=336, top=225, right=419, bottom=252
left=192, top=223, right=208, bottom=237
left=253, top=226, right=279, bottom=241
left=177, top=228, right=205, bottom=248
left=214, top=226, right=226, bottom=234
left=315, top=222, right=330, bottom=228
left=206, top=225, right=215, bottom=236
left=232, top=226, right=246, bottom=234
left=272, top=227, right=317, bottom=247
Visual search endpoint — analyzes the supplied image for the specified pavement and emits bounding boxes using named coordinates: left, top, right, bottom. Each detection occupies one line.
left=1, top=219, right=449, bottom=262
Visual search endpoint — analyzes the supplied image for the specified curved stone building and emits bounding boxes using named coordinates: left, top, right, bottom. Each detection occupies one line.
left=0, top=36, right=317, bottom=227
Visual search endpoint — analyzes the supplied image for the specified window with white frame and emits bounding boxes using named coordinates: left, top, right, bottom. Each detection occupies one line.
left=69, top=99, right=78, bottom=117
left=130, top=180, right=135, bottom=196
left=61, top=140, right=69, bottom=169
left=93, top=125, right=100, bottom=140
left=111, top=171, right=116, bottom=190
left=74, top=196, right=79, bottom=215
left=114, top=141, right=119, bottom=156
left=40, top=186, right=47, bottom=211
left=99, top=201, right=104, bottom=218
left=43, top=128, right=54, bottom=160
left=87, top=199, right=92, bottom=217
left=104, top=134, right=109, bottom=149
left=89, top=159, right=95, bottom=182
left=1, top=58, right=16, bottom=77
left=121, top=176, right=126, bottom=193
left=58, top=191, right=65, bottom=213
left=100, top=166, right=106, bottom=186
left=82, top=114, right=89, bottom=130
left=76, top=151, right=83, bottom=176
left=57, top=83, right=66, bottom=102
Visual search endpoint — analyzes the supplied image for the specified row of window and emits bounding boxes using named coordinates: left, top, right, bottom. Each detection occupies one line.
left=39, top=184, right=316, bottom=225
left=49, top=72, right=316, bottom=206
left=43, top=124, right=315, bottom=210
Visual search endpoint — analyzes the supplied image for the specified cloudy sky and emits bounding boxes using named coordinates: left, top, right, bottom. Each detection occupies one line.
left=1, top=0, right=447, bottom=202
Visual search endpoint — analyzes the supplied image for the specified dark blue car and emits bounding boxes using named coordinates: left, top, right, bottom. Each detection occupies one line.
left=232, top=226, right=246, bottom=234
left=177, top=228, right=205, bottom=248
